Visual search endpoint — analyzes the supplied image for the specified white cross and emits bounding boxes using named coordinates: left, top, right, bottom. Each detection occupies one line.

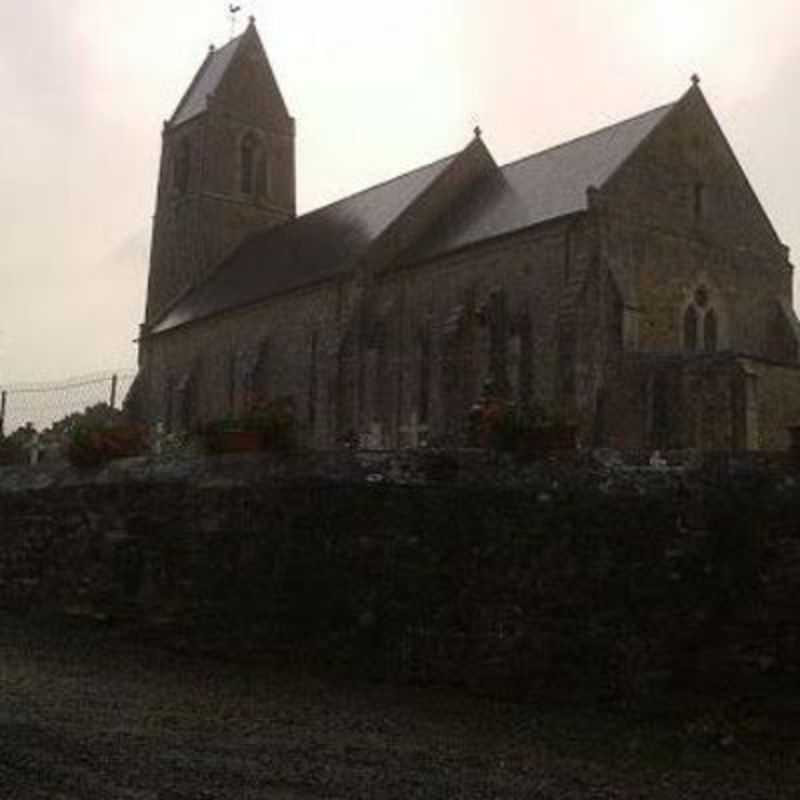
left=25, top=432, right=42, bottom=466
left=359, top=420, right=383, bottom=450
left=399, top=413, right=429, bottom=449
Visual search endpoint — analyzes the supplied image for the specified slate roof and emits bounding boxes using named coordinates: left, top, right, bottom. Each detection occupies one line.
left=171, top=36, right=244, bottom=127
left=407, top=102, right=674, bottom=261
left=153, top=154, right=456, bottom=333
left=153, top=100, right=675, bottom=334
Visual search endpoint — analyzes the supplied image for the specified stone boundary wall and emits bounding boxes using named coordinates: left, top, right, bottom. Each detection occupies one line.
left=1, top=449, right=798, bottom=701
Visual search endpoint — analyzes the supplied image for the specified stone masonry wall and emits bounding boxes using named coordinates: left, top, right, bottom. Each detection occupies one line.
left=600, top=86, right=794, bottom=360
left=363, top=219, right=582, bottom=444
left=1, top=450, right=799, bottom=702
left=143, top=280, right=343, bottom=446
left=142, top=218, right=581, bottom=449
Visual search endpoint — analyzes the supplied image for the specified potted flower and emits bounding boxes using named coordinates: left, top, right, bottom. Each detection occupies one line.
left=202, top=396, right=297, bottom=454
left=249, top=396, right=296, bottom=452
left=201, top=417, right=265, bottom=454
left=58, top=404, right=146, bottom=468
left=472, top=391, right=577, bottom=457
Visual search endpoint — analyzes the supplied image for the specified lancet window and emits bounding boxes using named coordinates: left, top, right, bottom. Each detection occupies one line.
left=683, top=285, right=720, bottom=353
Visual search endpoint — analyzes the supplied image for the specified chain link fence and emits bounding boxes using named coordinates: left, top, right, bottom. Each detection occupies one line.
left=0, top=370, right=137, bottom=436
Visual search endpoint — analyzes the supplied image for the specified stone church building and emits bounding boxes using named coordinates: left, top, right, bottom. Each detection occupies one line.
left=136, top=19, right=800, bottom=450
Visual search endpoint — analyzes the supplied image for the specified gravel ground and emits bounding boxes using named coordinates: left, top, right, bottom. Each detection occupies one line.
left=0, top=612, right=795, bottom=799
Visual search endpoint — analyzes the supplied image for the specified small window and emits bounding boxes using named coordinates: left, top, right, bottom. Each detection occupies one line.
left=693, top=182, right=705, bottom=220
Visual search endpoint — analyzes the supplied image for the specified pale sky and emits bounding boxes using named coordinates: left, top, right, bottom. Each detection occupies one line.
left=1, top=0, right=798, bottom=384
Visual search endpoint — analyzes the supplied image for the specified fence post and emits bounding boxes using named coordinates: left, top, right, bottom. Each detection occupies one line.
left=109, top=373, right=118, bottom=410
left=0, top=390, right=6, bottom=436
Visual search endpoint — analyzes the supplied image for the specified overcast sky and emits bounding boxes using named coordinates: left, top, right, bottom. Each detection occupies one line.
left=1, top=0, right=798, bottom=384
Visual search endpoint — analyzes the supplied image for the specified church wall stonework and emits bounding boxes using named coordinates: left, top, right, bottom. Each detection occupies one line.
left=142, top=279, right=343, bottom=445
left=600, top=88, right=792, bottom=362
left=349, top=219, right=583, bottom=446
left=141, top=217, right=590, bottom=449
left=602, top=218, right=789, bottom=359
left=598, top=354, right=800, bottom=452
left=746, top=360, right=800, bottom=450
left=604, top=89, right=784, bottom=256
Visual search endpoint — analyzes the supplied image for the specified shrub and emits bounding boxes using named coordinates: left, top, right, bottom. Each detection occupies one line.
left=469, top=397, right=576, bottom=455
left=50, top=403, right=146, bottom=468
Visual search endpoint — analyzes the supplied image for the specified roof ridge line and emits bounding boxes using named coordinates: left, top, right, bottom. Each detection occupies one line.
left=299, top=151, right=458, bottom=219
left=214, top=30, right=247, bottom=55
left=170, top=31, right=247, bottom=125
left=499, top=100, right=676, bottom=171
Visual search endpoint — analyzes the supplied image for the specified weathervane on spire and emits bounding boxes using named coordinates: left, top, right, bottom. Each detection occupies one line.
left=228, top=4, right=242, bottom=40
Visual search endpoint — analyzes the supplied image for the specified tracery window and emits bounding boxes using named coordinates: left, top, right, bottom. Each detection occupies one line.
left=683, top=285, right=720, bottom=353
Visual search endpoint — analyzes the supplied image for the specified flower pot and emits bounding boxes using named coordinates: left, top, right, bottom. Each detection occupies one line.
left=67, top=425, right=146, bottom=468
left=205, top=429, right=264, bottom=454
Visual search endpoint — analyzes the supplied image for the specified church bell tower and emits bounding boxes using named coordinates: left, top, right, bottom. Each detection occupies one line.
left=144, top=17, right=295, bottom=327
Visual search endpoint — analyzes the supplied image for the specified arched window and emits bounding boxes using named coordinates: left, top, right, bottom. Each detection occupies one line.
left=683, top=284, right=721, bottom=353
left=240, top=133, right=258, bottom=195
left=174, top=138, right=190, bottom=194
left=693, top=182, right=705, bottom=220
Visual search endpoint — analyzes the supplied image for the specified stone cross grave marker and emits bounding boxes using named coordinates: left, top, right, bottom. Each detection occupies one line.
left=399, top=412, right=429, bottom=449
